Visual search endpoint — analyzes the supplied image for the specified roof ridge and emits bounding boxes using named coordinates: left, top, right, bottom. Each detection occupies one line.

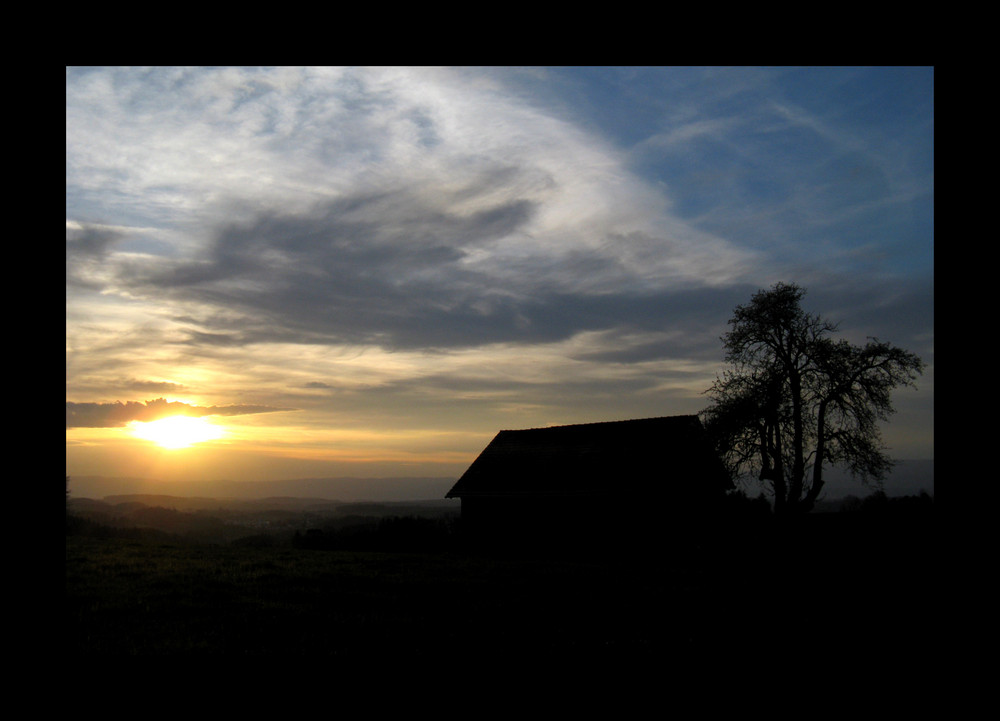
left=498, top=414, right=698, bottom=433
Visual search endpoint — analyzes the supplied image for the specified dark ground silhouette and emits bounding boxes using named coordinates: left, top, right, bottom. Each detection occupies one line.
left=66, top=490, right=934, bottom=666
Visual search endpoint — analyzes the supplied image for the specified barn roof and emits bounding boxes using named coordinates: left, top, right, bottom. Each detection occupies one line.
left=445, top=415, right=732, bottom=499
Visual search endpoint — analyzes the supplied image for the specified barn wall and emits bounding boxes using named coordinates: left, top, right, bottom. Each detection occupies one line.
left=459, top=493, right=675, bottom=548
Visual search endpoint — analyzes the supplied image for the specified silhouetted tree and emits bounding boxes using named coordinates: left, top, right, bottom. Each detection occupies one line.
left=701, top=282, right=924, bottom=515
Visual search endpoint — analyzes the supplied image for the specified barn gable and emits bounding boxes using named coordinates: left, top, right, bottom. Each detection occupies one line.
left=446, top=415, right=732, bottom=542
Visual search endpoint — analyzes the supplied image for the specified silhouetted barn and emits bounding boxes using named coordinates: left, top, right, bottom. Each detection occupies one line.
left=446, top=415, right=733, bottom=545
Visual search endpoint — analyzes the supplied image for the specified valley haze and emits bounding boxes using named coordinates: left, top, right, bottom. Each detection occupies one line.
left=69, top=475, right=459, bottom=503
left=69, top=460, right=933, bottom=505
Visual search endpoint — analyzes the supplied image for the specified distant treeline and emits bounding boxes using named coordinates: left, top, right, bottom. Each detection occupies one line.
left=66, top=513, right=184, bottom=543
left=293, top=515, right=459, bottom=552
left=66, top=489, right=932, bottom=550
left=717, top=486, right=934, bottom=516
left=834, top=489, right=934, bottom=515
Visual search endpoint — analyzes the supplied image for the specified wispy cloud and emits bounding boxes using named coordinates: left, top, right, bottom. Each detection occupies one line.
left=67, top=66, right=762, bottom=357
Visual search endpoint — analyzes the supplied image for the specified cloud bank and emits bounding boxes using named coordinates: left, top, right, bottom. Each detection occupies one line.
left=66, top=399, right=296, bottom=428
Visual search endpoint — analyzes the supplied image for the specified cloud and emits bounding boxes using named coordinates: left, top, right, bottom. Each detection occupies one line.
left=73, top=175, right=756, bottom=353
left=66, top=398, right=297, bottom=428
left=65, top=68, right=933, bottom=467
left=121, top=379, right=188, bottom=394
left=67, top=67, right=762, bottom=355
left=66, top=222, right=126, bottom=290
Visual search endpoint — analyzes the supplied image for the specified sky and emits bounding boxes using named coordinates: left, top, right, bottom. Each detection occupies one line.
left=66, top=66, right=934, bottom=498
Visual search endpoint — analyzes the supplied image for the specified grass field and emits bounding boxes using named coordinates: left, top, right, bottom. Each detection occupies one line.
left=66, top=509, right=935, bottom=663
left=67, top=534, right=757, bottom=661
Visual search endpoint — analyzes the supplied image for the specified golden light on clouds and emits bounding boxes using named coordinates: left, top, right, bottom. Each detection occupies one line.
left=65, top=68, right=935, bottom=492
left=128, top=416, right=226, bottom=449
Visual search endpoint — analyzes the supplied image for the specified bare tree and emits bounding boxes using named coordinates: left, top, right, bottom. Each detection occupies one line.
left=701, top=283, right=924, bottom=515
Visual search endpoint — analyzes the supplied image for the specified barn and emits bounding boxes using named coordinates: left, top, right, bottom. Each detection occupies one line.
left=445, top=415, right=733, bottom=545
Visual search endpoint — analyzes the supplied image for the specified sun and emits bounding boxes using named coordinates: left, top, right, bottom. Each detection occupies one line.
left=129, top=415, right=225, bottom=449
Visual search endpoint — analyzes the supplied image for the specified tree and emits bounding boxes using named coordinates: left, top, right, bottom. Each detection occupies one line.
left=700, top=282, right=924, bottom=515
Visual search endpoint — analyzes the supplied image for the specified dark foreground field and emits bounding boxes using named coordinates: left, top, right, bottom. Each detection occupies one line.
left=66, top=510, right=935, bottom=665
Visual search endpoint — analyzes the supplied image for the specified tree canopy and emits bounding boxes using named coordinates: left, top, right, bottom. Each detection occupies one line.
left=700, top=282, right=924, bottom=515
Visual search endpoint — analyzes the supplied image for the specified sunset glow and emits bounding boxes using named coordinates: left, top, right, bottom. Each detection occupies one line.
left=66, top=67, right=933, bottom=498
left=129, top=416, right=225, bottom=449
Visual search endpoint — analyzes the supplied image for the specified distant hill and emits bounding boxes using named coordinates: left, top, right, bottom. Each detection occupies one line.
left=95, top=494, right=346, bottom=512
left=68, top=494, right=457, bottom=517
left=817, top=459, right=933, bottom=499
left=67, top=475, right=459, bottom=503
left=67, top=461, right=931, bottom=506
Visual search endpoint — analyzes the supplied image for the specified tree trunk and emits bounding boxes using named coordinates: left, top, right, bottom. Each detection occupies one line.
left=787, top=369, right=805, bottom=508
left=759, top=414, right=787, bottom=514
